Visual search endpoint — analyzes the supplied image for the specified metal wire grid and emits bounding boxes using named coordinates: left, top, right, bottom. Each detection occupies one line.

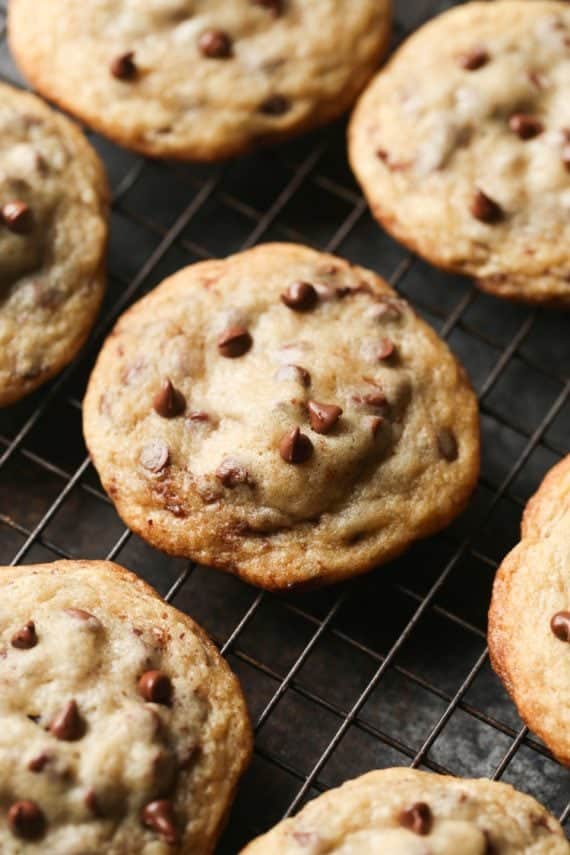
left=0, top=0, right=569, bottom=850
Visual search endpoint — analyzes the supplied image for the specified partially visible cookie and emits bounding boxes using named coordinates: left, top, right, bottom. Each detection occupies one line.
left=521, top=454, right=570, bottom=539
left=489, top=455, right=570, bottom=765
left=0, top=82, right=108, bottom=407
left=9, top=0, right=391, bottom=161
left=83, top=243, right=479, bottom=590
left=349, top=1, right=570, bottom=307
left=0, top=560, right=252, bottom=853
left=241, top=768, right=569, bottom=854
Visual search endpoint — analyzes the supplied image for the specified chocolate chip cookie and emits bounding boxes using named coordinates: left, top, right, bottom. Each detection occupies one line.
left=349, top=1, right=570, bottom=307
left=489, top=455, right=570, bottom=765
left=9, top=0, right=391, bottom=161
left=83, top=243, right=479, bottom=590
left=0, top=83, right=108, bottom=407
left=241, top=768, right=569, bottom=854
left=521, top=454, right=570, bottom=539
left=0, top=559, right=251, bottom=852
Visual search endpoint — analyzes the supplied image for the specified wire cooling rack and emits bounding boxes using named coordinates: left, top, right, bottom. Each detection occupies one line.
left=0, top=1, right=569, bottom=850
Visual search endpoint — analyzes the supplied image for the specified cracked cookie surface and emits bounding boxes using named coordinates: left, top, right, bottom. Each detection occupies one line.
left=0, top=83, right=108, bottom=407
left=83, top=243, right=479, bottom=589
left=489, top=455, right=570, bottom=765
left=9, top=0, right=391, bottom=161
left=349, top=1, right=570, bottom=306
left=0, top=560, right=251, bottom=853
left=241, top=768, right=569, bottom=854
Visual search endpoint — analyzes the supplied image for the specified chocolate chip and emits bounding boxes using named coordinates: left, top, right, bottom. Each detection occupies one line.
left=550, top=611, right=570, bottom=642
left=281, top=281, right=318, bottom=312
left=307, top=401, right=342, bottom=434
left=153, top=379, right=186, bottom=418
left=274, top=364, right=311, bottom=387
left=437, top=428, right=458, bottom=462
left=110, top=52, right=137, bottom=80
left=140, top=440, right=170, bottom=473
left=2, top=200, right=33, bottom=234
left=259, top=94, right=290, bottom=115
left=279, top=427, right=313, bottom=464
left=11, top=621, right=37, bottom=649
left=142, top=800, right=178, bottom=845
left=399, top=802, right=432, bottom=835
left=50, top=700, right=85, bottom=741
left=198, top=29, right=233, bottom=59
left=216, top=458, right=253, bottom=488
left=509, top=114, right=544, bottom=140
left=459, top=47, right=489, bottom=70
left=470, top=189, right=502, bottom=223
left=8, top=801, right=45, bottom=840
left=28, top=753, right=50, bottom=773
left=484, top=830, right=497, bottom=855
left=138, top=670, right=173, bottom=705
left=377, top=338, right=395, bottom=361
left=370, top=416, right=384, bottom=437
left=85, top=789, right=102, bottom=816
left=252, top=0, right=283, bottom=14
left=217, top=326, right=252, bottom=358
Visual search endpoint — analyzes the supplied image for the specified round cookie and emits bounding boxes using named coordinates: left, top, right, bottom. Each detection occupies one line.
left=0, top=83, right=108, bottom=408
left=83, top=243, right=479, bottom=590
left=0, top=559, right=252, bottom=853
left=349, top=1, right=570, bottom=307
left=8, top=0, right=392, bottom=162
left=489, top=456, right=570, bottom=765
left=241, top=768, right=569, bottom=854
left=521, top=454, right=570, bottom=539
left=0, top=82, right=108, bottom=407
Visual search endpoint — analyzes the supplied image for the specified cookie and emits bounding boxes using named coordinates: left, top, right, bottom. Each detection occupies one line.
left=521, top=454, right=570, bottom=539
left=349, top=1, right=570, bottom=307
left=0, top=559, right=252, bottom=853
left=489, top=455, right=570, bottom=765
left=0, top=82, right=108, bottom=408
left=241, top=768, right=569, bottom=854
left=8, top=0, right=391, bottom=162
left=83, top=243, right=479, bottom=590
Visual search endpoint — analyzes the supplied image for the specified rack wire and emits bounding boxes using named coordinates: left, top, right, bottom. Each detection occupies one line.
left=0, top=1, right=569, bottom=851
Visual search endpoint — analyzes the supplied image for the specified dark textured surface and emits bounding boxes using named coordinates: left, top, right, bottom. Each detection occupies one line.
left=0, top=1, right=569, bottom=851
